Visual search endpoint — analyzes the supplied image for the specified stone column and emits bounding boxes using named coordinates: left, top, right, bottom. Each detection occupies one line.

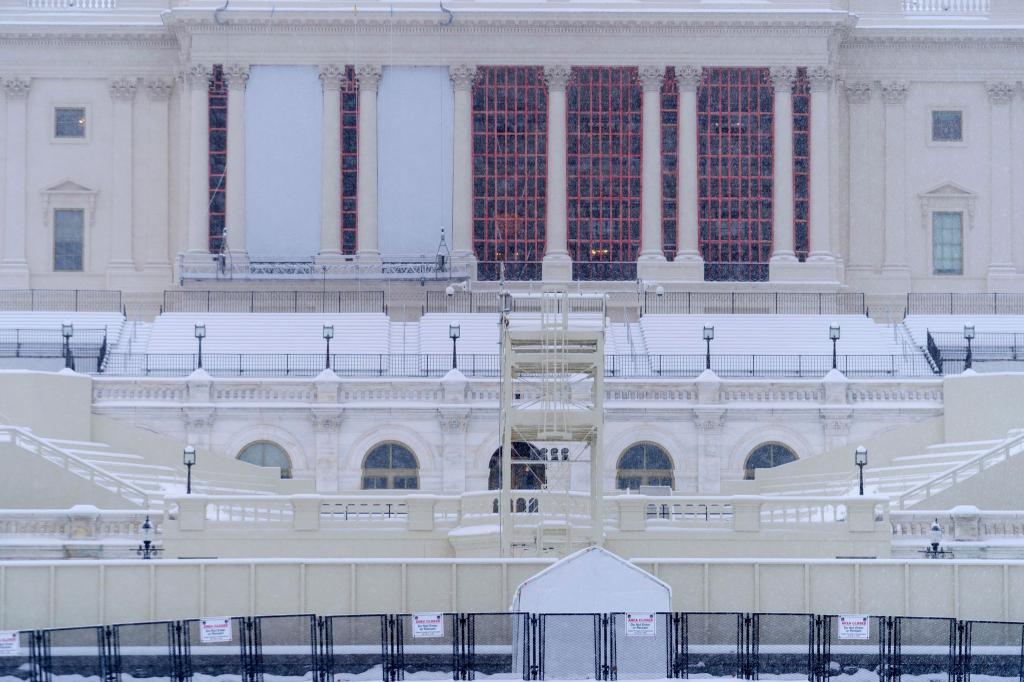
left=355, top=64, right=382, bottom=264
left=986, top=82, right=1016, bottom=288
left=143, top=79, right=174, bottom=274
left=807, top=67, right=836, bottom=266
left=439, top=410, right=469, bottom=493
left=312, top=411, right=343, bottom=493
left=674, top=65, right=704, bottom=281
left=317, top=65, right=344, bottom=262
left=768, top=67, right=798, bottom=279
left=450, top=65, right=478, bottom=269
left=0, top=78, right=31, bottom=286
left=223, top=64, right=249, bottom=266
left=183, top=65, right=212, bottom=262
left=107, top=78, right=138, bottom=285
left=638, top=65, right=667, bottom=278
left=542, top=64, right=572, bottom=281
left=880, top=81, right=911, bottom=287
left=844, top=82, right=875, bottom=277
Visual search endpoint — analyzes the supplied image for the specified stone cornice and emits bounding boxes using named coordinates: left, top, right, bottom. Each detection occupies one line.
left=0, top=29, right=176, bottom=50
left=843, top=32, right=1024, bottom=51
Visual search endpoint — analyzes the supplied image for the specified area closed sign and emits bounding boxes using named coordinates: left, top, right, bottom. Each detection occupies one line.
left=199, top=617, right=233, bottom=643
left=625, top=613, right=657, bottom=637
left=412, top=613, right=444, bottom=638
left=838, top=615, right=870, bottom=640
left=0, top=631, right=20, bottom=656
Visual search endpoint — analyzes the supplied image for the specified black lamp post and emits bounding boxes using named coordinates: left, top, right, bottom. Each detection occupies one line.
left=194, top=323, right=206, bottom=369
left=136, top=515, right=161, bottom=559
left=61, top=321, right=74, bottom=370
left=829, top=323, right=841, bottom=370
left=854, top=445, right=867, bottom=496
left=449, top=324, right=461, bottom=370
left=702, top=325, right=714, bottom=370
left=183, top=445, right=196, bottom=494
left=963, top=324, right=975, bottom=370
left=924, top=518, right=953, bottom=558
left=323, top=324, right=334, bottom=370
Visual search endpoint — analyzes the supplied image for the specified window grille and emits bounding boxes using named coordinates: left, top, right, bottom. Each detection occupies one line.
left=341, top=65, right=359, bottom=254
left=661, top=68, right=679, bottom=261
left=54, top=107, right=86, bottom=138
left=932, top=110, right=963, bottom=142
left=54, top=209, right=84, bottom=271
left=616, top=442, right=674, bottom=490
left=932, top=211, right=963, bottom=275
left=237, top=441, right=293, bottom=479
left=793, top=67, right=810, bottom=261
left=362, top=442, right=419, bottom=490
left=744, top=442, right=797, bottom=479
left=208, top=64, right=227, bottom=253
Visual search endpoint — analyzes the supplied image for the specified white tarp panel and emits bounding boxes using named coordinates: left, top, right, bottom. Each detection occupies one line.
left=244, top=65, right=322, bottom=260
left=377, top=66, right=453, bottom=258
left=511, top=546, right=672, bottom=613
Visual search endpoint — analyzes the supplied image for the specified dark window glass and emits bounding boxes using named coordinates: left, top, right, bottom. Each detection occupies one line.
left=661, top=68, right=679, bottom=261
left=54, top=209, right=84, bottom=271
left=932, top=110, right=963, bottom=142
left=362, top=442, right=419, bottom=490
left=932, top=211, right=963, bottom=275
left=55, top=107, right=86, bottom=138
left=744, top=443, right=797, bottom=480
left=616, top=442, right=674, bottom=491
left=340, top=65, right=360, bottom=254
left=237, top=441, right=292, bottom=479
left=792, top=68, right=810, bottom=260
left=208, top=65, right=227, bottom=253
left=488, top=442, right=547, bottom=490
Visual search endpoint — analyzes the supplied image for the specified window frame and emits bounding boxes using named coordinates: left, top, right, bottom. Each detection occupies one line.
left=615, top=442, right=674, bottom=491
left=931, top=210, right=964, bottom=276
left=236, top=440, right=293, bottom=479
left=52, top=208, right=86, bottom=272
left=361, top=441, right=420, bottom=490
left=52, top=105, right=90, bottom=143
left=928, top=108, right=966, bottom=147
left=743, top=442, right=798, bottom=480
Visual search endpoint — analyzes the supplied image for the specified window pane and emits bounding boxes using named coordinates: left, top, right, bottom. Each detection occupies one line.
left=932, top=111, right=962, bottom=142
left=55, top=108, right=86, bottom=138
left=933, top=211, right=963, bottom=275
left=54, top=209, right=84, bottom=271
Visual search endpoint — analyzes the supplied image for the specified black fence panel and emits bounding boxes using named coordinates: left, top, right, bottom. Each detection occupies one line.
left=464, top=612, right=529, bottom=680
left=395, top=613, right=457, bottom=679
left=35, top=626, right=104, bottom=682
left=822, top=615, right=887, bottom=682
left=183, top=617, right=249, bottom=680
left=753, top=613, right=814, bottom=680
left=538, top=614, right=600, bottom=680
left=257, top=614, right=317, bottom=682
left=907, top=293, right=1024, bottom=316
left=608, top=613, right=671, bottom=680
left=0, top=630, right=38, bottom=682
left=896, top=617, right=956, bottom=682
left=672, top=612, right=744, bottom=679
left=644, top=292, right=865, bottom=315
left=0, top=289, right=122, bottom=312
left=162, top=290, right=385, bottom=314
left=327, top=614, right=388, bottom=681
left=111, top=621, right=181, bottom=682
left=965, top=621, right=1024, bottom=682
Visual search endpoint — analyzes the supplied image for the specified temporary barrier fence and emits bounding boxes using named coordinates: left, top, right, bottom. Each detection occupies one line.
left=1, top=611, right=1013, bottom=682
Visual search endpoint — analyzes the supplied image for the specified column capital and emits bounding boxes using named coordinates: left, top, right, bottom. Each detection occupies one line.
left=675, top=65, right=702, bottom=92
left=638, top=65, right=666, bottom=91
left=768, top=66, right=797, bottom=93
left=449, top=64, right=478, bottom=92
left=987, top=82, right=1015, bottom=106
left=880, top=81, right=908, bottom=106
left=145, top=78, right=175, bottom=101
left=844, top=81, right=872, bottom=104
left=318, top=64, right=346, bottom=91
left=184, top=64, right=212, bottom=90
left=109, top=77, right=138, bottom=101
left=355, top=64, right=382, bottom=92
left=223, top=64, right=250, bottom=91
left=3, top=77, right=31, bottom=100
left=543, top=64, right=572, bottom=91
left=807, top=66, right=834, bottom=93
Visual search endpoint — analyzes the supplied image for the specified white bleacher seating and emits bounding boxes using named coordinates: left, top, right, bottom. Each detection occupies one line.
left=0, top=311, right=127, bottom=346
left=904, top=315, right=1024, bottom=345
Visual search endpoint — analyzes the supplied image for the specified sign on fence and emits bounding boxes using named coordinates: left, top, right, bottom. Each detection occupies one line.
left=199, top=617, right=232, bottom=643
left=838, top=615, right=870, bottom=640
left=0, top=631, right=20, bottom=656
left=411, top=613, right=444, bottom=638
left=624, top=613, right=657, bottom=637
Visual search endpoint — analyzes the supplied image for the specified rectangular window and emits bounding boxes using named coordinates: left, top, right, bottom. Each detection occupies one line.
left=54, top=209, right=84, bottom=271
left=54, top=107, right=86, bottom=139
left=932, top=111, right=963, bottom=142
left=932, top=211, right=963, bottom=275
left=209, top=65, right=227, bottom=253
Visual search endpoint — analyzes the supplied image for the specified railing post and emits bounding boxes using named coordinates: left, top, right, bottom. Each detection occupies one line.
left=617, top=497, right=647, bottom=532
left=407, top=496, right=435, bottom=531
left=731, top=497, right=761, bottom=532
left=292, top=495, right=322, bottom=531
left=177, top=496, right=207, bottom=531
left=846, top=498, right=878, bottom=533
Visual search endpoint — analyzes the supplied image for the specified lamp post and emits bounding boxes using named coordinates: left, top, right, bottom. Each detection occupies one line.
left=703, top=325, right=714, bottom=370
left=136, top=515, right=161, bottom=559
left=183, top=445, right=196, bottom=494
left=449, top=323, right=461, bottom=370
left=923, top=518, right=953, bottom=558
left=963, top=324, right=975, bottom=370
left=829, top=323, right=841, bottom=370
left=61, top=321, right=74, bottom=370
left=323, top=324, right=334, bottom=370
left=854, top=445, right=867, bottom=496
left=194, top=323, right=206, bottom=369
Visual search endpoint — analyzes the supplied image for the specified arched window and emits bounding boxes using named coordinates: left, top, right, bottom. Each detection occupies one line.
left=744, top=443, right=798, bottom=480
left=616, top=442, right=673, bottom=490
left=237, top=441, right=292, bottom=479
left=362, top=442, right=419, bottom=490
left=488, top=442, right=546, bottom=490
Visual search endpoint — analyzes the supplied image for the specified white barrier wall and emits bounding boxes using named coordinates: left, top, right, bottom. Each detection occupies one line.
left=2, top=558, right=1022, bottom=630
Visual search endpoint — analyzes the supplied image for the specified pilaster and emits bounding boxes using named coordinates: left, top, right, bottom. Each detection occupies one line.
left=768, top=67, right=800, bottom=281
left=439, top=409, right=470, bottom=493
left=0, top=78, right=31, bottom=286
left=450, top=65, right=479, bottom=271
left=107, top=78, right=138, bottom=288
left=986, top=82, right=1020, bottom=290
left=223, top=64, right=250, bottom=268
left=804, top=66, right=839, bottom=284
left=542, top=64, right=572, bottom=282
left=694, top=409, right=725, bottom=494
left=355, top=64, right=382, bottom=266
left=317, top=64, right=346, bottom=265
left=672, top=65, right=704, bottom=282
left=637, top=65, right=669, bottom=279
left=312, top=410, right=344, bottom=493
left=142, top=79, right=174, bottom=278
left=879, top=81, right=911, bottom=291
left=844, top=81, right=876, bottom=280
left=181, top=64, right=215, bottom=268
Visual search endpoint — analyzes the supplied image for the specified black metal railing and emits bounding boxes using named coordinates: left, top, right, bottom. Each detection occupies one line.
left=161, top=290, right=386, bottom=314
left=7, top=610, right=993, bottom=682
left=643, top=292, right=867, bottom=316
left=95, top=352, right=937, bottom=378
left=0, top=289, right=122, bottom=312
left=424, top=292, right=607, bottom=316
left=0, top=328, right=108, bottom=359
left=907, top=293, right=1024, bottom=316
left=927, top=331, right=1024, bottom=373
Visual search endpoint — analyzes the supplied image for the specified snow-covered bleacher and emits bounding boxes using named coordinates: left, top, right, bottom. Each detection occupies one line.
left=0, top=311, right=126, bottom=371
left=904, top=315, right=1024, bottom=372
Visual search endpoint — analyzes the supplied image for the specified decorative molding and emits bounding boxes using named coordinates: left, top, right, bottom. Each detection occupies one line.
left=675, top=65, right=702, bottom=92
left=223, top=63, right=250, bottom=91
left=40, top=179, right=98, bottom=231
left=108, top=77, right=137, bottom=101
left=3, top=77, right=31, bottom=99
left=543, top=64, right=571, bottom=91
left=844, top=81, right=872, bottom=104
left=919, top=182, right=977, bottom=233
left=318, top=64, right=345, bottom=92
left=184, top=409, right=215, bottom=432
left=768, top=66, right=796, bottom=92
left=637, top=65, right=665, bottom=91
left=355, top=64, right=382, bottom=92
left=986, top=82, right=1014, bottom=105
left=312, top=411, right=344, bottom=434
left=439, top=410, right=469, bottom=436
left=695, top=410, right=725, bottom=433
left=880, top=81, right=909, bottom=106
left=807, top=66, right=834, bottom=92
left=448, top=64, right=478, bottom=92
left=183, top=64, right=211, bottom=89
left=144, top=78, right=175, bottom=101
